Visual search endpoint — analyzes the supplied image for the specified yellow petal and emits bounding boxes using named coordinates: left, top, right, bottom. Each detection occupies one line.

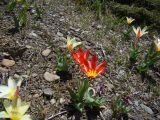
left=3, top=100, right=12, bottom=114
left=21, top=115, right=32, bottom=120
left=0, top=111, right=10, bottom=118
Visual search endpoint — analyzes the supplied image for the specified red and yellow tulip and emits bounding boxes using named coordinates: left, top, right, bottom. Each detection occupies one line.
left=72, top=48, right=107, bottom=78
left=72, top=48, right=90, bottom=65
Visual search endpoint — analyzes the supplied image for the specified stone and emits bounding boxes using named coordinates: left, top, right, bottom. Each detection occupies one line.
left=42, top=49, right=51, bottom=57
left=50, top=98, right=56, bottom=104
left=140, top=104, right=154, bottom=114
left=1, top=59, right=15, bottom=67
left=26, top=45, right=32, bottom=49
left=0, top=67, right=9, bottom=72
left=44, top=72, right=60, bottom=82
left=43, top=88, right=54, bottom=97
left=57, top=32, right=63, bottom=37
left=29, top=31, right=38, bottom=38
left=32, top=73, right=38, bottom=78
left=33, top=94, right=40, bottom=98
left=59, top=98, right=65, bottom=104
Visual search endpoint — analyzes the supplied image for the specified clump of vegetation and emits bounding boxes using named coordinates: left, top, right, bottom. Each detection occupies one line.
left=6, top=0, right=31, bottom=30
left=111, top=98, right=131, bottom=119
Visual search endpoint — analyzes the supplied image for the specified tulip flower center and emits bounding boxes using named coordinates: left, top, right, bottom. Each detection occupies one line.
left=137, top=30, right=141, bottom=40
left=86, top=69, right=97, bottom=78
left=8, top=89, right=16, bottom=100
left=10, top=110, right=22, bottom=120
left=68, top=44, right=73, bottom=51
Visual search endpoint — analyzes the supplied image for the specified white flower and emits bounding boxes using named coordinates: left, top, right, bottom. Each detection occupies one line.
left=126, top=17, right=135, bottom=25
left=67, top=37, right=82, bottom=51
left=0, top=98, right=31, bottom=120
left=154, top=36, right=160, bottom=52
left=133, top=26, right=148, bottom=40
left=0, top=77, right=22, bottom=100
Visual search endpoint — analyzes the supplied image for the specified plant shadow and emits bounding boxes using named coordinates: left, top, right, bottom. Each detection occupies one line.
left=56, top=71, right=72, bottom=82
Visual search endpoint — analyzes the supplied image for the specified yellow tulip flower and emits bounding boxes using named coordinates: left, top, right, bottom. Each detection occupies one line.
left=133, top=26, right=148, bottom=40
left=0, top=98, right=31, bottom=120
left=0, top=77, right=22, bottom=100
left=126, top=17, right=135, bottom=25
left=67, top=37, right=82, bottom=51
left=154, top=36, right=160, bottom=52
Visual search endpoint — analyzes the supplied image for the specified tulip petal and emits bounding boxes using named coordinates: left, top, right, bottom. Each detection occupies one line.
left=83, top=59, right=90, bottom=72
left=73, top=42, right=82, bottom=48
left=72, top=51, right=79, bottom=63
left=91, top=53, right=97, bottom=70
left=85, top=49, right=90, bottom=60
left=0, top=86, right=9, bottom=92
left=19, top=103, right=30, bottom=115
left=8, top=77, right=16, bottom=89
left=80, top=65, right=88, bottom=74
left=96, top=61, right=107, bottom=75
left=0, top=92, right=8, bottom=98
left=3, top=100, right=12, bottom=114
left=132, top=26, right=137, bottom=34
left=21, top=115, right=32, bottom=120
left=0, top=111, right=10, bottom=118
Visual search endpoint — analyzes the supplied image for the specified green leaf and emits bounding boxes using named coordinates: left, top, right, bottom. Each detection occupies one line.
left=7, top=1, right=16, bottom=12
left=19, top=10, right=27, bottom=26
left=78, top=80, right=89, bottom=101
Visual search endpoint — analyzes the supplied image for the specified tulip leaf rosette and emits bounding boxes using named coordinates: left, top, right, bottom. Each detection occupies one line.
left=138, top=36, right=160, bottom=75
left=68, top=80, right=105, bottom=113
left=7, top=0, right=30, bottom=30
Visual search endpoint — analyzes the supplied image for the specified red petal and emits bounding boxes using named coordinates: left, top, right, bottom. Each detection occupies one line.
left=91, top=53, right=97, bottom=70
left=96, top=61, right=107, bottom=74
left=85, top=48, right=90, bottom=59
left=78, top=48, right=84, bottom=57
left=83, top=59, right=90, bottom=72
left=80, top=65, right=88, bottom=74
left=72, top=51, right=80, bottom=64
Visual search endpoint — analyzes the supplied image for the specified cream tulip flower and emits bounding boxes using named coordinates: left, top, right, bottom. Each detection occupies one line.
left=67, top=37, right=82, bottom=51
left=0, top=98, right=31, bottom=120
left=0, top=77, right=22, bottom=100
left=126, top=17, right=135, bottom=25
left=133, top=26, right=148, bottom=40
left=154, top=36, right=160, bottom=52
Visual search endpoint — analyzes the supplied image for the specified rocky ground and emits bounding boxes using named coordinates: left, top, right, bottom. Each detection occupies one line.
left=0, top=0, right=160, bottom=120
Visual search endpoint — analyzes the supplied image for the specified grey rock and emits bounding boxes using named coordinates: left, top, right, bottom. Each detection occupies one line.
left=42, top=49, right=51, bottom=57
left=44, top=72, right=60, bottom=82
left=43, top=88, right=54, bottom=97
left=140, top=104, right=154, bottom=114
left=57, top=32, right=63, bottom=37
left=50, top=98, right=56, bottom=104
